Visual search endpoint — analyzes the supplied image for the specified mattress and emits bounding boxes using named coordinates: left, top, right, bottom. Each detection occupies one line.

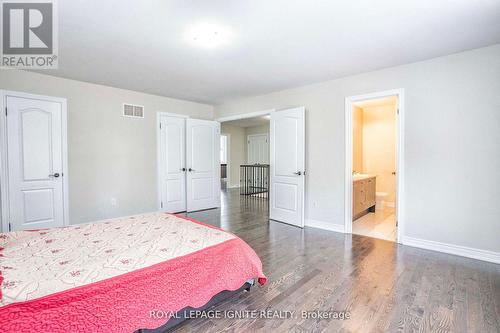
left=0, top=212, right=266, bottom=333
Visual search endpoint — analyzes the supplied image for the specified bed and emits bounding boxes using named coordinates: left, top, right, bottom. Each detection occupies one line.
left=0, top=212, right=266, bottom=333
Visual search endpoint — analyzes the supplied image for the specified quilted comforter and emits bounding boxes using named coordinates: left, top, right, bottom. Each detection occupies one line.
left=0, top=212, right=266, bottom=332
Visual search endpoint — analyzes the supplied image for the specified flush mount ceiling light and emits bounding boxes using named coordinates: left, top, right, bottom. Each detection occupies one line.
left=185, top=23, right=233, bottom=49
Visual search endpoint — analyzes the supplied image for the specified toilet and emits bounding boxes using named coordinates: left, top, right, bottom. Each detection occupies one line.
left=376, top=192, right=388, bottom=210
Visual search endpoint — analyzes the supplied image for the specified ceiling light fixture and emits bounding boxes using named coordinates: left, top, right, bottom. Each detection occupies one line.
left=186, top=23, right=232, bottom=49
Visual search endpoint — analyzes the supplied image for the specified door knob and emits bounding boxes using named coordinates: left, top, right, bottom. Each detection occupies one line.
left=49, top=173, right=60, bottom=178
left=293, top=171, right=302, bottom=176
left=188, top=168, right=194, bottom=172
left=181, top=168, right=186, bottom=172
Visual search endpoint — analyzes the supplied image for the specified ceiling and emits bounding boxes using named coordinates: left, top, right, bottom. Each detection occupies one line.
left=222, top=116, right=270, bottom=128
left=353, top=96, right=397, bottom=109
left=39, top=0, right=500, bottom=104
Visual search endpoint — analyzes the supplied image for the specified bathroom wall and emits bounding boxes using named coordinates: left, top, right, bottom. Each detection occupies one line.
left=352, top=106, right=363, bottom=172
left=362, top=105, right=397, bottom=205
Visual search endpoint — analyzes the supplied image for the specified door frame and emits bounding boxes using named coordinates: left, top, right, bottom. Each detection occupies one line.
left=344, top=88, right=405, bottom=243
left=156, top=112, right=189, bottom=211
left=0, top=90, right=69, bottom=232
left=220, top=133, right=231, bottom=186
left=247, top=133, right=269, bottom=164
left=216, top=109, right=275, bottom=123
left=217, top=109, right=275, bottom=190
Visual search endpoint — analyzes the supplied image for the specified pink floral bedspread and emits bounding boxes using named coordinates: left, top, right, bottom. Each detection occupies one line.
left=0, top=213, right=266, bottom=333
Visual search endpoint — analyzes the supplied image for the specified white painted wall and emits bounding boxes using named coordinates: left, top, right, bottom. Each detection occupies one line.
left=215, top=44, right=500, bottom=254
left=245, top=124, right=270, bottom=137
left=0, top=70, right=213, bottom=229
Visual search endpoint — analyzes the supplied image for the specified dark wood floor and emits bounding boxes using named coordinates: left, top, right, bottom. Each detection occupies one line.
left=174, top=188, right=500, bottom=333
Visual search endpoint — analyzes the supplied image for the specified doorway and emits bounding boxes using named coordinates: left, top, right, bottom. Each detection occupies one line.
left=345, top=89, right=404, bottom=242
left=218, top=107, right=306, bottom=228
left=0, top=90, right=69, bottom=232
left=220, top=114, right=270, bottom=198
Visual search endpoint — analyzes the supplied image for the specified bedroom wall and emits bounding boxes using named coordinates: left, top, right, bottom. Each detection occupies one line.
left=215, top=44, right=500, bottom=255
left=0, top=70, right=213, bottom=228
left=220, top=124, right=246, bottom=188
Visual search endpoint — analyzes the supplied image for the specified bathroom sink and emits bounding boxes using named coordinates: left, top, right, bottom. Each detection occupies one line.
left=353, top=174, right=374, bottom=181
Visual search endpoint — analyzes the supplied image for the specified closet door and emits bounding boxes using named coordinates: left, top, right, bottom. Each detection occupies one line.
left=186, top=119, right=220, bottom=212
left=158, top=115, right=187, bottom=213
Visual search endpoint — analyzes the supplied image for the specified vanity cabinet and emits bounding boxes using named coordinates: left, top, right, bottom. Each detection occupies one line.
left=353, top=176, right=376, bottom=220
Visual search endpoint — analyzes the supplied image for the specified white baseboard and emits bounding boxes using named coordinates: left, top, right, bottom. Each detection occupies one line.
left=227, top=184, right=240, bottom=189
left=305, top=219, right=345, bottom=233
left=402, top=236, right=500, bottom=264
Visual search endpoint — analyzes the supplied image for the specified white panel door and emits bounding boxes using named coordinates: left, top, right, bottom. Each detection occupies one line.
left=159, top=115, right=186, bottom=213
left=186, top=119, right=220, bottom=212
left=6, top=95, right=66, bottom=231
left=247, top=134, right=269, bottom=164
left=270, top=107, right=305, bottom=227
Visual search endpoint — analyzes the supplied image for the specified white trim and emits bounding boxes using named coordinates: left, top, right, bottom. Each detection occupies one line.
left=156, top=112, right=189, bottom=211
left=0, top=90, right=69, bottom=232
left=305, top=219, right=345, bottom=233
left=402, top=236, right=500, bottom=264
left=344, top=88, right=405, bottom=243
left=220, top=133, right=231, bottom=186
left=216, top=109, right=275, bottom=123
left=157, top=112, right=189, bottom=119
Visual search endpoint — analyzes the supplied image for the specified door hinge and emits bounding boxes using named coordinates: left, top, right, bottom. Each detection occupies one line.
left=397, top=108, right=400, bottom=114
left=8, top=222, right=12, bottom=232
left=160, top=201, right=163, bottom=208
left=159, top=123, right=162, bottom=129
left=5, top=107, right=7, bottom=116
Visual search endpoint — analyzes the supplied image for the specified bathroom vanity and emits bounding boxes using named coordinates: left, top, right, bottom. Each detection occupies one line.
left=353, top=174, right=376, bottom=220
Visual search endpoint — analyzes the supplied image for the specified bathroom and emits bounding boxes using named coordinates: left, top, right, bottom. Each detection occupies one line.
left=351, top=96, right=397, bottom=242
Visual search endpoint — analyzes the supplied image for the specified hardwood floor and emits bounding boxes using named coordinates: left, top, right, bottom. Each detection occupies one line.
left=174, top=188, right=500, bottom=333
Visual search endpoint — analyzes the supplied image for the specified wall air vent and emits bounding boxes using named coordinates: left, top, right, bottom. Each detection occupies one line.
left=123, top=103, right=144, bottom=118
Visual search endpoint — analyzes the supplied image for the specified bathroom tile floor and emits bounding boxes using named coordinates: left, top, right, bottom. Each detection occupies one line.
left=353, top=206, right=397, bottom=242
